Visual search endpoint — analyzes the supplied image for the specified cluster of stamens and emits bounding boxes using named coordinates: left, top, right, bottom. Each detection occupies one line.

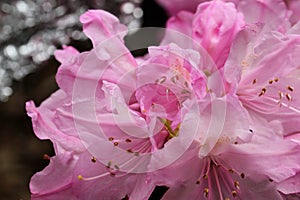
left=253, top=77, right=294, bottom=105
left=195, top=158, right=245, bottom=199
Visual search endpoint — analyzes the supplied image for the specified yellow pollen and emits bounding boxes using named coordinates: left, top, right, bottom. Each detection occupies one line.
left=258, top=88, right=267, bottom=96
left=234, top=181, right=240, bottom=189
left=204, top=188, right=209, bottom=197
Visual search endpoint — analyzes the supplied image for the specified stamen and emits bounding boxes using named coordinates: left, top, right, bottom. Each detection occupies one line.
left=232, top=190, right=237, bottom=197
left=240, top=173, right=245, bottom=179
left=258, top=88, right=267, bottom=96
left=171, top=75, right=179, bottom=83
left=268, top=80, right=273, bottom=84
left=125, top=138, right=132, bottom=143
left=286, top=93, right=292, bottom=101
left=287, top=86, right=294, bottom=92
left=91, top=156, right=97, bottom=163
left=107, top=161, right=112, bottom=168
left=113, top=142, right=119, bottom=146
left=156, top=76, right=166, bottom=84
left=234, top=181, right=240, bottom=189
left=204, top=188, right=209, bottom=198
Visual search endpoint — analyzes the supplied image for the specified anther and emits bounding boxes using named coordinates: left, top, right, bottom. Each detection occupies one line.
left=204, top=188, right=209, bottom=198
left=110, top=172, right=116, bottom=177
left=184, top=81, right=189, bottom=88
left=258, top=88, right=267, bottom=96
left=196, top=180, right=200, bottom=184
left=269, top=80, right=273, bottom=84
left=127, top=149, right=133, bottom=153
left=114, top=165, right=120, bottom=170
left=234, top=181, right=240, bottom=189
left=91, top=156, right=97, bottom=163
left=252, top=79, right=257, bottom=84
left=274, top=78, right=279, bottom=82
left=108, top=137, right=114, bottom=141
left=240, top=173, right=245, bottom=179
left=232, top=190, right=237, bottom=197
left=78, top=175, right=83, bottom=180
left=286, top=93, right=292, bottom=101
left=156, top=76, right=166, bottom=84
left=113, top=142, right=119, bottom=146
left=228, top=169, right=234, bottom=173
left=278, top=91, right=284, bottom=99
left=107, top=161, right=112, bottom=168
left=134, top=152, right=140, bottom=156
left=171, top=75, right=179, bottom=83
left=125, top=138, right=132, bottom=143
left=203, top=174, right=208, bottom=179
left=225, top=198, right=231, bottom=200
left=287, top=86, right=294, bottom=92
left=249, top=129, right=253, bottom=133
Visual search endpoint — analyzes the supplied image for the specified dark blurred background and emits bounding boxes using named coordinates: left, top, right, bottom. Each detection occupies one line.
left=0, top=0, right=167, bottom=199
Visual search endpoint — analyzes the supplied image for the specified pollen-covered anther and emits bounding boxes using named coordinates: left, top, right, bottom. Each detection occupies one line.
left=234, top=181, right=240, bottom=189
left=203, top=174, right=208, bottom=179
left=78, top=175, right=83, bottom=180
left=232, top=190, right=237, bottom=197
left=204, top=188, right=209, bottom=198
left=285, top=93, right=292, bottom=101
left=258, top=88, right=267, bottom=96
left=91, top=156, right=97, bottom=163
left=287, top=86, right=294, bottom=92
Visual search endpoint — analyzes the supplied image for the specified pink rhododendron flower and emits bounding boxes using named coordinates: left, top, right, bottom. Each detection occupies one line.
left=26, top=1, right=300, bottom=199
left=162, top=1, right=245, bottom=69
left=151, top=95, right=300, bottom=199
left=26, top=9, right=209, bottom=199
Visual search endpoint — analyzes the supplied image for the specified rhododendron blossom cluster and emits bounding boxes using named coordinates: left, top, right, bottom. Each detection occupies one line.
left=27, top=0, right=300, bottom=199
